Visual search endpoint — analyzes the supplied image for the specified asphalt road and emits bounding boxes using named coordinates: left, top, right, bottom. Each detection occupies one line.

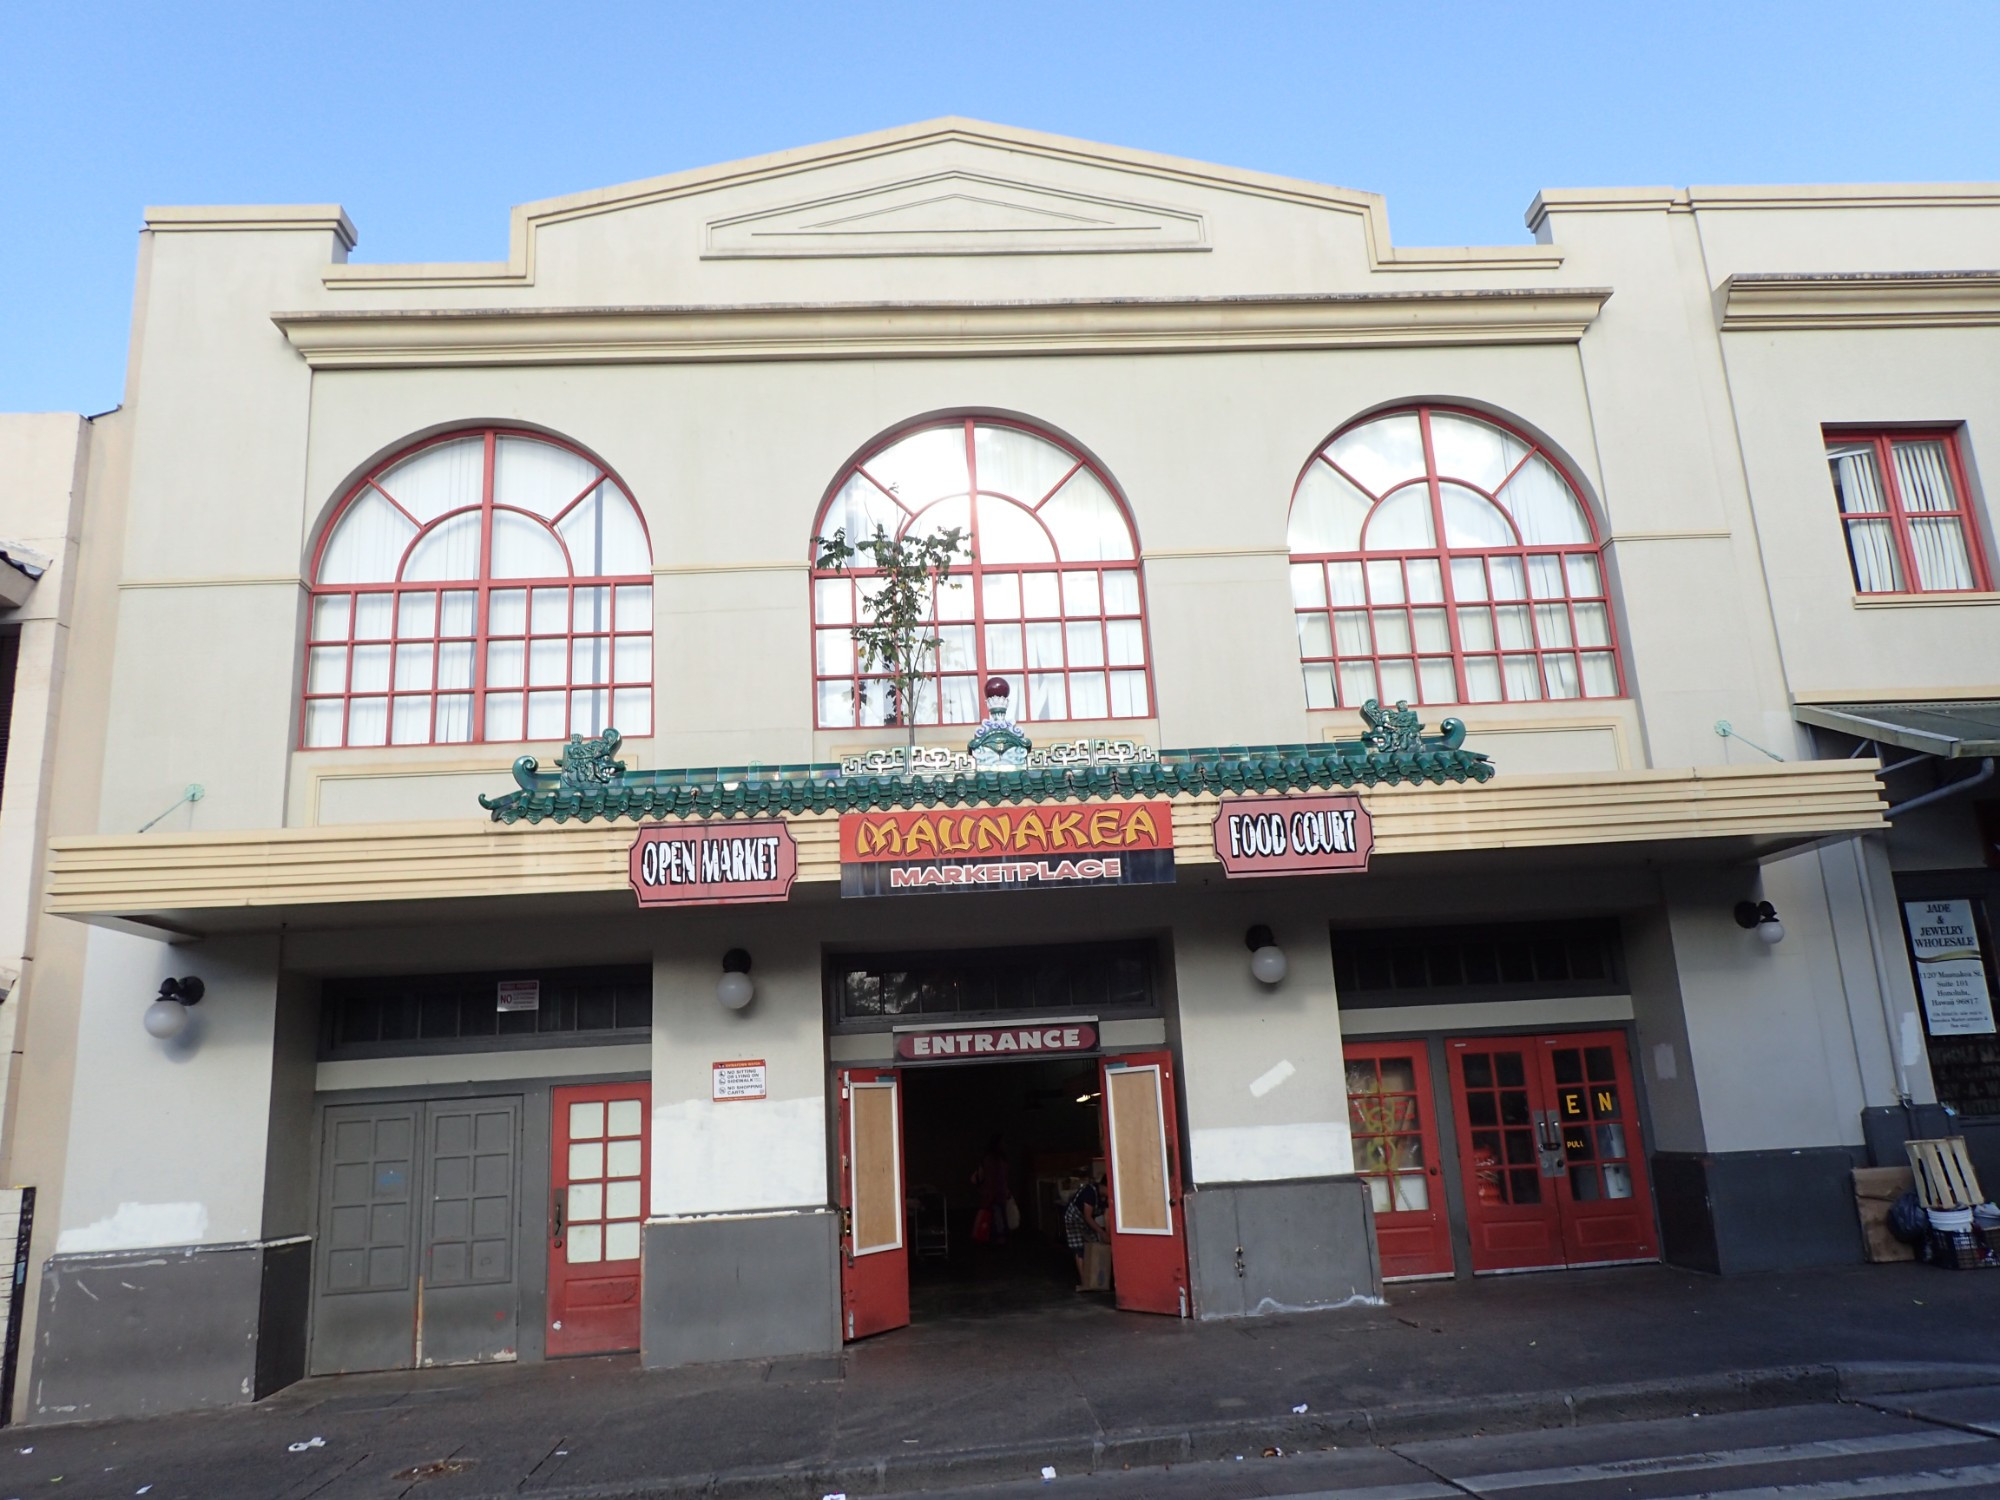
left=944, top=1386, right=2000, bottom=1500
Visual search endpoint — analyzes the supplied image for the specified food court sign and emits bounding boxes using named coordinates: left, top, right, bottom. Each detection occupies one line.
left=1212, top=794, right=1373, bottom=877
left=839, top=800, right=1174, bottom=898
left=628, top=819, right=798, bottom=907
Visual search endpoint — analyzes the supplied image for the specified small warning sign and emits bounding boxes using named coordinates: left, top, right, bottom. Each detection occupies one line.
left=712, top=1059, right=767, bottom=1102
left=496, top=979, right=541, bottom=1013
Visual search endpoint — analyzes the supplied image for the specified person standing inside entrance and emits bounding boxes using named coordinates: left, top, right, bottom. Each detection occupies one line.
left=1064, top=1162, right=1108, bottom=1289
left=973, top=1135, right=1011, bottom=1246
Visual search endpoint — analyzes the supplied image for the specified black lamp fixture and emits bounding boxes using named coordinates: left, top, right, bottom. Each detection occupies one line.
left=1245, top=925, right=1288, bottom=985
left=717, top=949, right=754, bottom=1011
left=143, top=976, right=205, bottom=1039
left=1733, top=900, right=1786, bottom=946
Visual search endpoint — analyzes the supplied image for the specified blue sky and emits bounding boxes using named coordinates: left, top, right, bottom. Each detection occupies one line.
left=4, top=1, right=1997, bottom=414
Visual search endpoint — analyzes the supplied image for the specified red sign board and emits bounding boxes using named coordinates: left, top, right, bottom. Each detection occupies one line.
left=1212, top=794, right=1372, bottom=877
left=629, top=820, right=797, bottom=906
left=839, top=800, right=1174, bottom=897
left=896, top=1023, right=1099, bottom=1061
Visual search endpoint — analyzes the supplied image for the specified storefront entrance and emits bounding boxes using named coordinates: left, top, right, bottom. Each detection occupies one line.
left=1447, top=1031, right=1656, bottom=1273
left=1345, top=1042, right=1452, bottom=1278
left=548, top=1082, right=652, bottom=1355
left=836, top=1050, right=1189, bottom=1340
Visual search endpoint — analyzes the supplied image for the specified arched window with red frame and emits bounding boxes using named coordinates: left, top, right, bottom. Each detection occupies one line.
left=1288, top=405, right=1623, bottom=710
left=302, top=428, right=653, bottom=749
left=810, top=417, right=1152, bottom=729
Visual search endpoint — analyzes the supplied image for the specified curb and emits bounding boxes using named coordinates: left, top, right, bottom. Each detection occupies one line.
left=504, top=1360, right=2000, bottom=1500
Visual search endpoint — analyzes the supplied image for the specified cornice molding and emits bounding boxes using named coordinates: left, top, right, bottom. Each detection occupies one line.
left=1528, top=183, right=2000, bottom=231
left=145, top=204, right=357, bottom=250
left=274, top=288, right=1612, bottom=369
left=320, top=119, right=1562, bottom=291
left=1719, top=271, right=2000, bottom=331
left=46, top=761, right=1884, bottom=932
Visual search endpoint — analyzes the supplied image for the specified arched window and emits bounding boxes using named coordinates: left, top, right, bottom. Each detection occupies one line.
left=302, top=429, right=653, bottom=748
left=1287, top=406, right=1622, bottom=710
left=810, top=417, right=1151, bottom=728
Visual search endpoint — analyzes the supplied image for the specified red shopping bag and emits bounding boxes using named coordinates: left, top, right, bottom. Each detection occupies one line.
left=971, top=1208, right=993, bottom=1243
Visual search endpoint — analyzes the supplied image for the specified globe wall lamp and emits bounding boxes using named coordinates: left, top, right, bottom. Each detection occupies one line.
left=1734, top=901, right=1786, bottom=945
left=143, top=976, right=205, bottom=1039
left=717, top=949, right=755, bottom=1011
left=1245, top=925, right=1288, bottom=985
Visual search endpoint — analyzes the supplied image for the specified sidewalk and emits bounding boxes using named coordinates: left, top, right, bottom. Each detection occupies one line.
left=14, top=1262, right=2000, bottom=1500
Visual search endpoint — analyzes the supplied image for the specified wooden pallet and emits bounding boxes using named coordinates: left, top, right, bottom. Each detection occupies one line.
left=1906, top=1137, right=1985, bottom=1211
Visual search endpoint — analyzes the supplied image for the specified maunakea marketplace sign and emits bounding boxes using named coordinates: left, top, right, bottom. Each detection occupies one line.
left=1904, top=898, right=1998, bottom=1037
left=839, top=800, right=1174, bottom=897
left=629, top=820, right=798, bottom=907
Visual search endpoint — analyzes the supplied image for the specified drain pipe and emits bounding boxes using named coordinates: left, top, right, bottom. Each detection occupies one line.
left=1851, top=837, right=1914, bottom=1107
left=1887, top=757, right=1996, bottom=819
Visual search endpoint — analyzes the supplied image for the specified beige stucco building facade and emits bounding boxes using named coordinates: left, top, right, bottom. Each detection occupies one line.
left=4, top=121, right=1996, bottom=1422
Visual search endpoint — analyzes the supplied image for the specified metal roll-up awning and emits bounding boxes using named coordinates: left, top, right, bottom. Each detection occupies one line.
left=1795, top=701, right=2000, bottom=759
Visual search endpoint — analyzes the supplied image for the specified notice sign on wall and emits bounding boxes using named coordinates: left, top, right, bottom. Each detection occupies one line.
left=496, top=979, right=541, bottom=1012
left=1904, top=899, right=1998, bottom=1036
left=839, top=800, right=1174, bottom=898
left=629, top=820, right=798, bottom=907
left=1212, top=794, right=1373, bottom=878
left=896, top=1023, right=1098, bottom=1061
left=712, top=1059, right=767, bottom=1101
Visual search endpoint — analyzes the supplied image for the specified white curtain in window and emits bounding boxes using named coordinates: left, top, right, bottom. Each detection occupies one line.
left=1828, top=445, right=1903, bottom=592
left=1892, top=441, right=1974, bottom=590
left=319, top=493, right=416, bottom=584
left=555, top=485, right=651, bottom=576
left=376, top=438, right=482, bottom=525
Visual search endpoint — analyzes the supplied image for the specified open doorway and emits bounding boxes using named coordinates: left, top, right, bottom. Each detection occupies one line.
left=899, top=1059, right=1104, bottom=1319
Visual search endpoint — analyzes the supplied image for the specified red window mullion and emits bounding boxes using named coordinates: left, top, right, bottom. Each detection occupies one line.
left=1416, top=408, right=1472, bottom=706
left=1872, top=435, right=1927, bottom=597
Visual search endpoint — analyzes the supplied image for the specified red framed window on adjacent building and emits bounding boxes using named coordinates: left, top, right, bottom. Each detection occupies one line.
left=1826, top=429, right=1989, bottom=596
left=1288, top=405, right=1624, bottom=710
left=810, top=417, right=1153, bottom=729
left=302, top=429, right=653, bottom=749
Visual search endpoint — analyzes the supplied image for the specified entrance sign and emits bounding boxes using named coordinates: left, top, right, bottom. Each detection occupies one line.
left=895, top=1023, right=1097, bottom=1061
left=1213, top=794, right=1372, bottom=877
left=1904, top=899, right=1998, bottom=1036
left=711, top=1060, right=768, bottom=1101
left=628, top=820, right=797, bottom=907
left=839, top=800, right=1174, bottom=898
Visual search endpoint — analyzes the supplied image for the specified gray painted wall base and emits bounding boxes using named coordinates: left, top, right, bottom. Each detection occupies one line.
left=1652, top=1147, right=1867, bottom=1275
left=643, top=1211, right=840, bottom=1367
left=33, top=1239, right=308, bottom=1423
left=1185, top=1178, right=1380, bottom=1319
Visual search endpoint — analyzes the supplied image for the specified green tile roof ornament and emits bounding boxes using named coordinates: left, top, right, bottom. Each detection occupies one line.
left=478, top=698, right=1491, bottom=826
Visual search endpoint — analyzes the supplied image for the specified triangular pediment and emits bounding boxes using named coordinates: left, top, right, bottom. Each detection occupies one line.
left=705, top=170, right=1207, bottom=258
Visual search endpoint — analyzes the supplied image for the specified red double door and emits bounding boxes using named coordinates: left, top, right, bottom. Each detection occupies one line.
left=547, top=1082, right=651, bottom=1356
left=836, top=1052, right=1190, bottom=1340
left=1347, top=1032, right=1654, bottom=1279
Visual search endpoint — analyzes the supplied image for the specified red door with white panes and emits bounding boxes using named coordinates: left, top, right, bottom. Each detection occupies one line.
left=548, top=1082, right=650, bottom=1356
left=1344, top=1042, right=1452, bottom=1279
left=1448, top=1032, right=1654, bottom=1273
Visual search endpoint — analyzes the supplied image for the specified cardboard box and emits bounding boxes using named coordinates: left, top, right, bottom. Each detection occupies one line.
left=1853, top=1166, right=1917, bottom=1263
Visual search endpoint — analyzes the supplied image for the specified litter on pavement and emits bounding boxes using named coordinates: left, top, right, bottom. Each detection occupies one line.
left=286, top=1437, right=327, bottom=1453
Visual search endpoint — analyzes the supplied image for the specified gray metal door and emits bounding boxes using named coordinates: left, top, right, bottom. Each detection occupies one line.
left=418, top=1098, right=520, bottom=1365
left=310, top=1103, right=419, bottom=1374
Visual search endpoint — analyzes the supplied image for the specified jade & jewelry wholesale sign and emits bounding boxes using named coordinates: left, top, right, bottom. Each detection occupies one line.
left=1903, top=898, right=1998, bottom=1036
left=839, top=800, right=1174, bottom=897
left=629, top=819, right=798, bottom=907
left=1212, top=794, right=1373, bottom=877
